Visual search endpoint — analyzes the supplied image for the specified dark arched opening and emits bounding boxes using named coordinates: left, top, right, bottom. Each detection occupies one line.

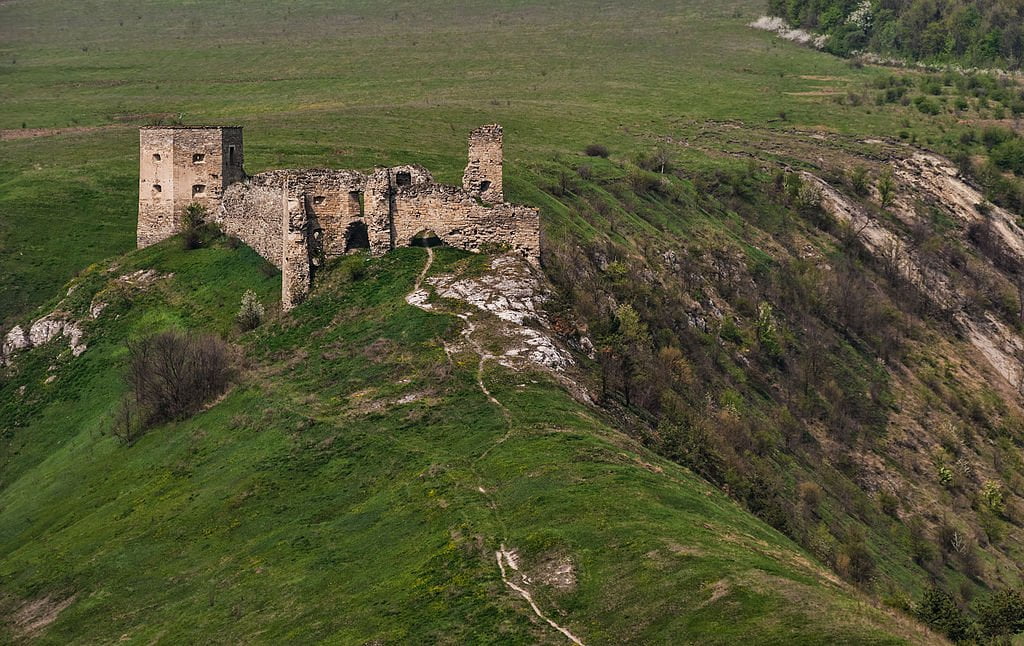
left=479, top=180, right=492, bottom=193
left=344, top=220, right=370, bottom=251
left=410, top=229, right=444, bottom=248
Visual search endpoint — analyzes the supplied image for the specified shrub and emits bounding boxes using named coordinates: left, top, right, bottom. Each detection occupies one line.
left=976, top=588, right=1024, bottom=638
left=112, top=330, right=235, bottom=445
left=877, top=170, right=895, bottom=207
left=237, top=289, right=266, bottom=331
left=992, top=138, right=1024, bottom=175
left=625, top=166, right=663, bottom=194
left=836, top=539, right=876, bottom=585
left=982, top=480, right=1006, bottom=514
left=879, top=490, right=899, bottom=517
left=850, top=166, right=870, bottom=196
left=797, top=480, right=823, bottom=510
left=917, top=586, right=975, bottom=642
left=584, top=143, right=610, bottom=158
left=182, top=202, right=206, bottom=250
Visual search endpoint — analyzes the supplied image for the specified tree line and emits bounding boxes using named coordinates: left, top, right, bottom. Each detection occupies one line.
left=768, top=0, right=1024, bottom=69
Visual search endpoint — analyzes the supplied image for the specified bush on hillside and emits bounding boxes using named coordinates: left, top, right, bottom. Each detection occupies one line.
left=917, top=586, right=975, bottom=642
left=237, top=289, right=266, bottom=331
left=112, top=330, right=235, bottom=445
left=585, top=143, right=610, bottom=158
left=976, top=587, right=1024, bottom=639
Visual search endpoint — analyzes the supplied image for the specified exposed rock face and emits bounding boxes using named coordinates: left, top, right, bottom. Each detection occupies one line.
left=2, top=270, right=172, bottom=368
left=1, top=315, right=84, bottom=366
left=420, top=254, right=572, bottom=371
left=3, top=325, right=30, bottom=357
left=809, top=151, right=1024, bottom=390
left=139, top=124, right=540, bottom=311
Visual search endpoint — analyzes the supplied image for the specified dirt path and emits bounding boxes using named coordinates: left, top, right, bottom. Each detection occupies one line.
left=405, top=247, right=585, bottom=645
left=0, top=124, right=122, bottom=141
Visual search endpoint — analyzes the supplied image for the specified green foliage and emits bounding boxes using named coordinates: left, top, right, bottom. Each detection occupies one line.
left=770, top=0, right=1024, bottom=69
left=991, top=139, right=1024, bottom=175
left=976, top=587, right=1024, bottom=638
left=181, top=203, right=207, bottom=250
left=850, top=166, right=870, bottom=196
left=877, top=169, right=896, bottom=208
left=236, top=289, right=266, bottom=331
left=982, top=480, right=1006, bottom=514
left=916, top=586, right=975, bottom=642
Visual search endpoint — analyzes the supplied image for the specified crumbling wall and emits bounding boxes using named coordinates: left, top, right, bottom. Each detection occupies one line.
left=463, top=124, right=503, bottom=203
left=282, top=195, right=311, bottom=310
left=363, top=165, right=436, bottom=256
left=391, top=184, right=540, bottom=265
left=254, top=169, right=369, bottom=258
left=217, top=183, right=285, bottom=268
left=138, top=124, right=542, bottom=313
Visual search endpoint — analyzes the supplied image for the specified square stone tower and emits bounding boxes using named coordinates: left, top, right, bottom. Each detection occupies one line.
left=137, top=126, right=244, bottom=247
left=462, top=124, right=503, bottom=203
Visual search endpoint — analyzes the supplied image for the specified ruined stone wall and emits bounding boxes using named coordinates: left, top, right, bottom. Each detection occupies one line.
left=217, top=182, right=285, bottom=268
left=391, top=184, right=540, bottom=265
left=282, top=195, right=311, bottom=310
left=281, top=170, right=367, bottom=258
left=363, top=165, right=436, bottom=255
left=463, top=124, right=503, bottom=204
left=139, top=123, right=541, bottom=312
left=138, top=126, right=243, bottom=248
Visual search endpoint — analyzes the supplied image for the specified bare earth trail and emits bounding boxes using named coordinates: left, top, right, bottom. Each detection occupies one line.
left=405, top=246, right=586, bottom=646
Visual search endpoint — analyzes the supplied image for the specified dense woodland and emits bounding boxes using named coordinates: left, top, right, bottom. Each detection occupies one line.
left=769, top=0, right=1024, bottom=68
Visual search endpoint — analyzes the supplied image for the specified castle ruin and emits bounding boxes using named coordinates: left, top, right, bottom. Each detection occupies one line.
left=137, top=125, right=540, bottom=309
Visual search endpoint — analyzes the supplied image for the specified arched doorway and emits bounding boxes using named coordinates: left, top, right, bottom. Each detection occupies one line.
left=410, top=229, right=444, bottom=248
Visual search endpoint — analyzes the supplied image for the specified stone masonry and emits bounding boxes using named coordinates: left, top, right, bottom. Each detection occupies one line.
left=138, top=126, right=244, bottom=247
left=137, top=125, right=540, bottom=310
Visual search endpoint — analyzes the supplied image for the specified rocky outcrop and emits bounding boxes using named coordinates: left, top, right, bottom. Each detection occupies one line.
left=2, top=270, right=173, bottom=368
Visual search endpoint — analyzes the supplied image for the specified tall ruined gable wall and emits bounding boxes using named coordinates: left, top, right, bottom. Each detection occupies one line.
left=463, top=124, right=503, bottom=204
left=391, top=184, right=540, bottom=264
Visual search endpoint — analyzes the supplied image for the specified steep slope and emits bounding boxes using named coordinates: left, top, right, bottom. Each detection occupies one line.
left=0, top=234, right=936, bottom=644
left=529, top=122, right=1024, bottom=630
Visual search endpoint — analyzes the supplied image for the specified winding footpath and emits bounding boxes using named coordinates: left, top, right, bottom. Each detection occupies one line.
left=405, top=247, right=585, bottom=646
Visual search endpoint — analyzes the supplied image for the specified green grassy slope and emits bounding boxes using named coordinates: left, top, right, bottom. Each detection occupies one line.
left=0, top=0, right=954, bottom=326
left=0, top=237, right=934, bottom=644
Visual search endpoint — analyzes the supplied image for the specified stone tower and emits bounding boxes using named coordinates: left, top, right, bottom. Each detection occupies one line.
left=137, top=126, right=245, bottom=247
left=463, top=124, right=503, bottom=203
